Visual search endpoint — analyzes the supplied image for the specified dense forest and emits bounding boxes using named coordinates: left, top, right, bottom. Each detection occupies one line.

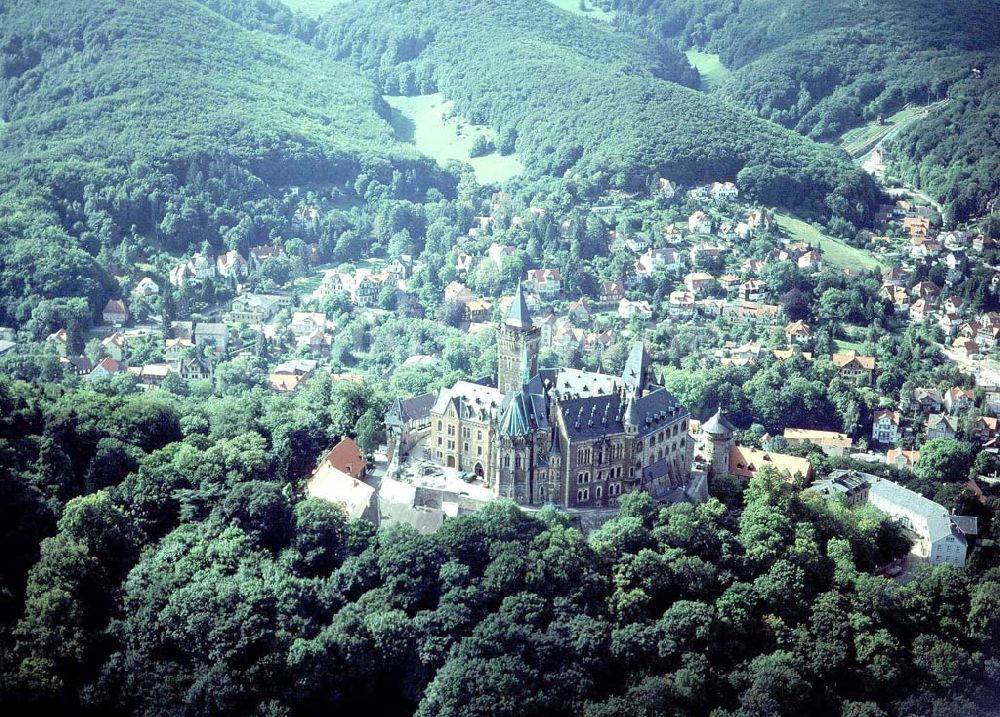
left=0, top=373, right=997, bottom=716
left=0, top=0, right=450, bottom=333
left=604, top=0, right=1000, bottom=222
left=315, top=0, right=879, bottom=223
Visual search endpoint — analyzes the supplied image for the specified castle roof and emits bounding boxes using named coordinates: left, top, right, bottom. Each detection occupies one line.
left=701, top=408, right=735, bottom=436
left=504, top=281, right=533, bottom=330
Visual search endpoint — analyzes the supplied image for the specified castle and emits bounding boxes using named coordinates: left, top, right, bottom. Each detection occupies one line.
left=386, top=283, right=696, bottom=509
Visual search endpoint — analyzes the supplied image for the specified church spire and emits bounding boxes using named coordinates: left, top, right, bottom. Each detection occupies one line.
left=504, top=280, right=532, bottom=330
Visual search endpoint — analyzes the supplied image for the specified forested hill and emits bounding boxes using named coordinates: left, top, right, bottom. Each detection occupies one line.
left=604, top=0, right=1000, bottom=222
left=0, top=0, right=448, bottom=334
left=314, top=0, right=879, bottom=224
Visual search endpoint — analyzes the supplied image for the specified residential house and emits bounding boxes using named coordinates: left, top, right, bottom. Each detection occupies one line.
left=912, top=388, right=945, bottom=415
left=164, top=338, right=194, bottom=361
left=728, top=445, right=813, bottom=484
left=229, top=293, right=282, bottom=324
left=444, top=281, right=474, bottom=305
left=784, top=320, right=812, bottom=345
left=250, top=244, right=284, bottom=270
left=291, top=311, right=327, bottom=337
left=887, top=449, right=920, bottom=469
left=354, top=270, right=389, bottom=308
left=797, top=250, right=824, bottom=272
left=567, top=297, right=593, bottom=325
left=972, top=416, right=999, bottom=444
left=872, top=410, right=901, bottom=445
left=132, top=277, right=160, bottom=297
left=456, top=253, right=474, bottom=275
left=926, top=413, right=959, bottom=440
left=909, top=299, right=932, bottom=323
left=808, top=470, right=870, bottom=507
left=831, top=351, right=876, bottom=384
left=102, top=299, right=129, bottom=325
left=709, top=181, right=738, bottom=201
left=317, top=436, right=368, bottom=479
left=684, top=272, right=715, bottom=296
left=306, top=462, right=377, bottom=524
left=952, top=338, right=981, bottom=359
left=194, top=323, right=229, bottom=353
left=387, top=255, right=414, bottom=280
left=101, top=332, right=129, bottom=362
left=599, top=281, right=626, bottom=307
left=464, top=299, right=494, bottom=324
left=60, top=356, right=93, bottom=376
left=487, top=243, right=515, bottom=268
left=944, top=387, right=976, bottom=414
left=524, top=269, right=562, bottom=299
left=739, top=280, right=768, bottom=302
left=216, top=250, right=249, bottom=279
left=303, top=331, right=332, bottom=359
left=783, top=428, right=853, bottom=457
left=668, top=291, right=697, bottom=318
left=688, top=211, right=713, bottom=235
left=618, top=298, right=653, bottom=322
left=179, top=356, right=212, bottom=382
left=88, top=357, right=125, bottom=380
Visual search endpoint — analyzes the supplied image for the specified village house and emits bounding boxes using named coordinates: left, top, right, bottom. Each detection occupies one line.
left=783, top=428, right=853, bottom=457
left=972, top=416, right=998, bottom=444
left=216, top=250, right=249, bottom=279
left=464, top=299, right=494, bottom=324
left=456, top=253, right=473, bottom=275
left=387, top=255, right=414, bottom=280
left=739, top=279, right=768, bottom=302
left=944, top=387, right=976, bottom=414
left=567, top=297, right=593, bottom=325
left=668, top=291, right=697, bottom=318
left=88, top=357, right=126, bottom=380
left=909, top=299, right=932, bottom=323
left=725, top=301, right=781, bottom=327
left=912, top=388, right=945, bottom=415
left=228, top=293, right=284, bottom=324
left=487, top=243, right=515, bottom=268
left=444, top=281, right=474, bottom=305
left=831, top=351, right=876, bottom=384
left=302, top=331, right=332, bottom=359
left=797, top=250, right=824, bottom=272
left=102, top=299, right=129, bottom=325
left=179, top=355, right=212, bottom=382
left=709, top=181, right=738, bottom=201
left=132, top=277, right=160, bottom=297
left=317, top=436, right=368, bottom=478
left=354, top=270, right=389, bottom=308
left=688, top=211, right=713, bottom=235
left=684, top=272, right=715, bottom=296
left=784, top=320, right=812, bottom=345
left=926, top=413, right=959, bottom=440
left=952, top=338, right=981, bottom=360
left=887, top=448, right=920, bottom=469
left=618, top=298, right=653, bottom=322
left=250, top=244, right=284, bottom=270
left=290, top=311, right=327, bottom=337
left=599, top=280, right=626, bottom=307
left=872, top=409, right=901, bottom=445
left=523, top=268, right=562, bottom=299
left=164, top=338, right=194, bottom=361
left=101, top=332, right=129, bottom=362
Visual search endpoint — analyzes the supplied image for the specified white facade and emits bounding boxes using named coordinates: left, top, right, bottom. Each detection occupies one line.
left=866, top=477, right=968, bottom=567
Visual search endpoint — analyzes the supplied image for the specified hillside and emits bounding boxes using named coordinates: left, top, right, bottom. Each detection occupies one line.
left=314, top=0, right=879, bottom=223
left=0, top=0, right=447, bottom=332
left=603, top=0, right=1000, bottom=222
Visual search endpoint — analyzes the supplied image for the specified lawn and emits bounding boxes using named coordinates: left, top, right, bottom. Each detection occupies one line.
left=774, top=212, right=885, bottom=270
left=383, top=93, right=523, bottom=185
left=685, top=50, right=731, bottom=90
left=281, top=0, right=351, bottom=18
left=544, top=0, right=614, bottom=21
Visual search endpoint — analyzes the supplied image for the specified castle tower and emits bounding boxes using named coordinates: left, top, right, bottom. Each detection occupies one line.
left=497, top=390, right=535, bottom=503
left=497, top=281, right=540, bottom=394
left=701, top=408, right=735, bottom=478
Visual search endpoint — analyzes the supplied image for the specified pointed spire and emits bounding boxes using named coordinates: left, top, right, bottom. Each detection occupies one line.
left=622, top=341, right=652, bottom=396
left=624, top=393, right=640, bottom=427
left=504, top=280, right=532, bottom=330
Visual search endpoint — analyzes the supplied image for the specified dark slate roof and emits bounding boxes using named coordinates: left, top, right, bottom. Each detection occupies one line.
left=505, top=281, right=533, bottom=330
left=385, top=392, right=436, bottom=426
left=498, top=388, right=548, bottom=438
left=632, top=389, right=688, bottom=439
left=701, top=408, right=735, bottom=436
left=622, top=341, right=652, bottom=395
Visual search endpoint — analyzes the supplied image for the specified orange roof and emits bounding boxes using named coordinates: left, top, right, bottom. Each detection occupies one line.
left=319, top=436, right=367, bottom=479
left=729, top=445, right=813, bottom=483
left=831, top=352, right=876, bottom=370
left=887, top=448, right=920, bottom=466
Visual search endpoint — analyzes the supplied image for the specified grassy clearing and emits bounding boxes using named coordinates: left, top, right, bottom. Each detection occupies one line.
left=383, top=93, right=523, bottom=184
left=685, top=50, right=731, bottom=90
left=281, top=0, right=351, bottom=18
left=544, top=0, right=614, bottom=21
left=838, top=105, right=924, bottom=157
left=835, top=339, right=865, bottom=354
left=774, top=212, right=885, bottom=270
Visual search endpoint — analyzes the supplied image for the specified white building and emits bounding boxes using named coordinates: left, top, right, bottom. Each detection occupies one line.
left=866, top=475, right=971, bottom=567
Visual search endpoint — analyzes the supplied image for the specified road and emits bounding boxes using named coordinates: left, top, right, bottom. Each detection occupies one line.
left=854, top=99, right=949, bottom=168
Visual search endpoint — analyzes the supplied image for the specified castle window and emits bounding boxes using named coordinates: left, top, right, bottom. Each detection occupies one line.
left=503, top=456, right=510, bottom=467
left=464, top=442, right=469, bottom=453
left=477, top=431, right=482, bottom=440
left=539, top=486, right=546, bottom=499
left=448, top=425, right=455, bottom=436
left=477, top=446, right=483, bottom=456
left=577, top=489, right=589, bottom=502
left=448, top=440, right=455, bottom=450
left=437, top=421, right=442, bottom=430
left=515, top=456, right=522, bottom=469
left=596, top=486, right=603, bottom=499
